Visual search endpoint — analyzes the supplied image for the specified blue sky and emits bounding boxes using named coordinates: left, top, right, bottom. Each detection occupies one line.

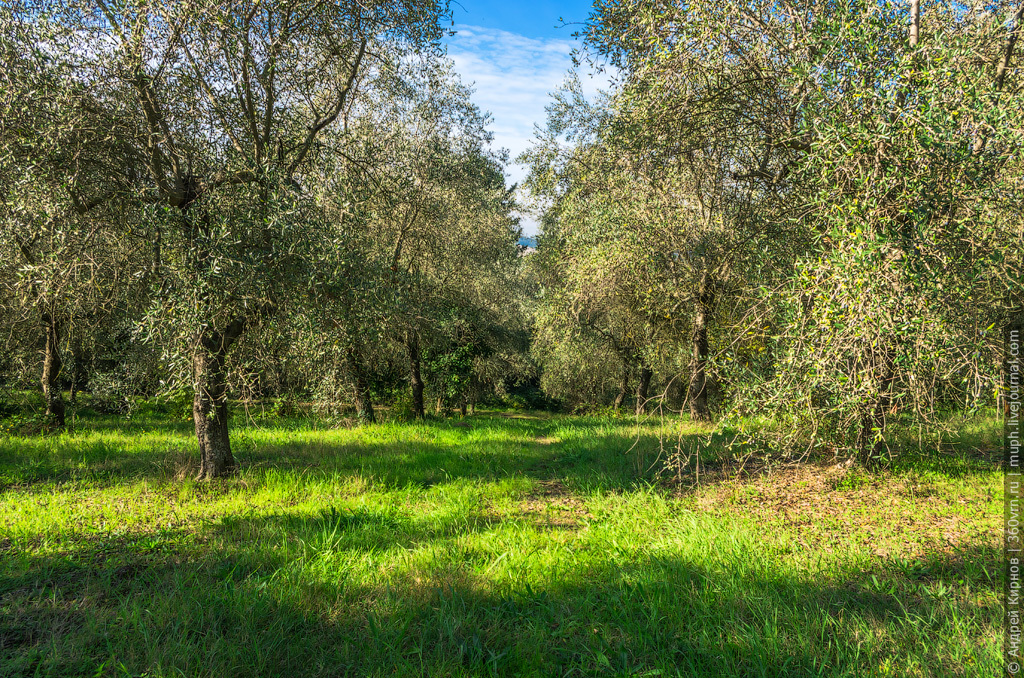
left=444, top=1, right=604, bottom=235
left=451, top=1, right=595, bottom=40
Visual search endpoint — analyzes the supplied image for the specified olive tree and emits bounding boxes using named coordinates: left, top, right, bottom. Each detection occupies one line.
left=0, top=18, right=145, bottom=425
left=338, top=59, right=521, bottom=418
left=523, top=67, right=799, bottom=419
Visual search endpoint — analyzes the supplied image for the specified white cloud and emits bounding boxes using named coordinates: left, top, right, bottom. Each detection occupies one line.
left=445, top=25, right=609, bottom=235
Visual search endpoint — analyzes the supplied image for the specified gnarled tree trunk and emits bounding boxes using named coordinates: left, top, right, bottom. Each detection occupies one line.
left=69, top=337, right=87, bottom=406
left=406, top=331, right=425, bottom=419
left=40, top=312, right=65, bottom=427
left=468, top=374, right=478, bottom=415
left=666, top=374, right=685, bottom=411
left=194, top=318, right=245, bottom=480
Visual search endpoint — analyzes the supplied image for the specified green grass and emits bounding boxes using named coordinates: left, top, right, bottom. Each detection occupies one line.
left=0, top=410, right=1001, bottom=677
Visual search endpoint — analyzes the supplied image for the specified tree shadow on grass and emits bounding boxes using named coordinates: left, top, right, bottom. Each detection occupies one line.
left=0, top=520, right=1001, bottom=678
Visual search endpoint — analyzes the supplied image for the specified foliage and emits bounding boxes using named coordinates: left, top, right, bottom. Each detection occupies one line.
left=525, top=0, right=1024, bottom=463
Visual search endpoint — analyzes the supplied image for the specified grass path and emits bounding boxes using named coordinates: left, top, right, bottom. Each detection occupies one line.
left=0, top=412, right=1001, bottom=677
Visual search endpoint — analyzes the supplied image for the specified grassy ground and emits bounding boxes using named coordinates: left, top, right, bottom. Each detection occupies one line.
left=0, top=410, right=1001, bottom=677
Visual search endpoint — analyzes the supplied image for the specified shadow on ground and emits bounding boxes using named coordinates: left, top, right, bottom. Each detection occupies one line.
left=0, top=521, right=1000, bottom=677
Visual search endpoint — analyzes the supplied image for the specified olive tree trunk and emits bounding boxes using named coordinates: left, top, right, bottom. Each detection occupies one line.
left=69, top=338, right=87, bottom=406
left=40, top=312, right=65, bottom=427
left=406, top=331, right=425, bottom=419
left=613, top=366, right=630, bottom=410
left=344, top=345, right=376, bottom=424
left=688, top=280, right=714, bottom=422
left=858, top=348, right=896, bottom=468
left=194, top=318, right=245, bottom=480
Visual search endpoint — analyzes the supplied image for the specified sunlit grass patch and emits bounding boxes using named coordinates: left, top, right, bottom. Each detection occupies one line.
left=0, top=411, right=1002, bottom=677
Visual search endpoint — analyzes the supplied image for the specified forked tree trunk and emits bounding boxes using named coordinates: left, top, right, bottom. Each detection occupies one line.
left=613, top=366, right=630, bottom=410
left=636, top=366, right=653, bottom=415
left=407, top=331, right=425, bottom=419
left=194, top=318, right=245, bottom=480
left=344, top=346, right=376, bottom=424
left=40, top=313, right=65, bottom=427
left=688, top=280, right=714, bottom=422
